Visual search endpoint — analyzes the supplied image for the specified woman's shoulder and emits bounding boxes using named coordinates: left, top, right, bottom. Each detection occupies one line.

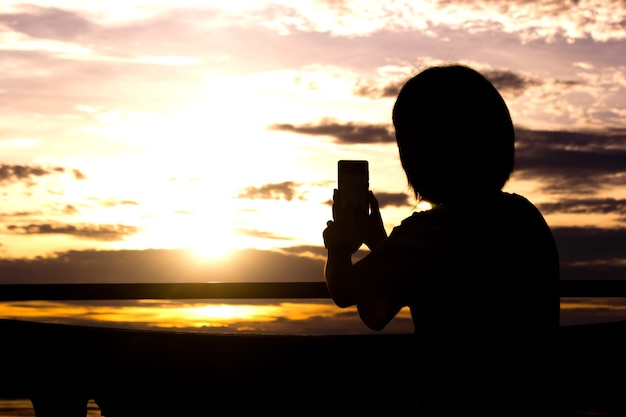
left=496, top=192, right=549, bottom=222
left=395, top=192, right=548, bottom=233
left=392, top=204, right=455, bottom=237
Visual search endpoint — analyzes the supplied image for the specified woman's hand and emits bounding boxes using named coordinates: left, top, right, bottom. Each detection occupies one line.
left=323, top=190, right=387, bottom=254
left=363, top=191, right=387, bottom=250
left=323, top=189, right=363, bottom=255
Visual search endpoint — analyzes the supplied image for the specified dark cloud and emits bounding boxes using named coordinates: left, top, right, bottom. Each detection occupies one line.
left=323, top=191, right=412, bottom=208
left=0, top=164, right=50, bottom=184
left=0, top=5, right=94, bottom=40
left=374, top=191, right=412, bottom=207
left=279, top=245, right=327, bottom=259
left=552, top=226, right=626, bottom=280
left=514, top=128, right=626, bottom=194
left=0, top=248, right=325, bottom=284
left=237, top=181, right=303, bottom=201
left=354, top=69, right=576, bottom=101
left=0, top=164, right=87, bottom=186
left=352, top=79, right=405, bottom=99
left=5, top=223, right=139, bottom=241
left=483, top=69, right=543, bottom=98
left=537, top=198, right=626, bottom=218
left=268, top=118, right=626, bottom=197
left=268, top=120, right=394, bottom=144
left=0, top=231, right=623, bottom=285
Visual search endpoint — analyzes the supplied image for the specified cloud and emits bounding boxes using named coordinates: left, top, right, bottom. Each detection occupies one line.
left=323, top=191, right=412, bottom=209
left=0, top=5, right=94, bottom=40
left=433, top=0, right=626, bottom=43
left=0, top=164, right=87, bottom=186
left=0, top=210, right=42, bottom=218
left=267, top=117, right=626, bottom=197
left=0, top=204, right=81, bottom=219
left=537, top=198, right=626, bottom=218
left=237, top=181, right=304, bottom=201
left=352, top=79, right=405, bottom=99
left=0, top=234, right=623, bottom=287
left=268, top=119, right=394, bottom=144
left=72, top=169, right=87, bottom=180
left=61, top=204, right=80, bottom=215
left=514, top=128, right=626, bottom=194
left=552, top=226, right=626, bottom=280
left=552, top=226, right=626, bottom=264
left=87, top=197, right=140, bottom=208
left=278, top=245, right=327, bottom=260
left=0, top=248, right=325, bottom=284
left=4, top=223, right=140, bottom=241
left=234, top=228, right=296, bottom=241
left=267, top=116, right=626, bottom=197
left=7, top=1, right=625, bottom=45
left=353, top=67, right=579, bottom=103
left=249, top=1, right=626, bottom=42
left=482, top=69, right=544, bottom=98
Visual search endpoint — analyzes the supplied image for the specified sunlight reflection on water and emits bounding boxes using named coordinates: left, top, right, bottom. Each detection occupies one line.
left=0, top=300, right=415, bottom=335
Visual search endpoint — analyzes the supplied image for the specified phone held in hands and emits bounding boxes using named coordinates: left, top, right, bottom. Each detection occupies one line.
left=338, top=160, right=369, bottom=216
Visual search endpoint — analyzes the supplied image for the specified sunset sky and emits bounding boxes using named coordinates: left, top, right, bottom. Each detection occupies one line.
left=1, top=0, right=625, bottom=332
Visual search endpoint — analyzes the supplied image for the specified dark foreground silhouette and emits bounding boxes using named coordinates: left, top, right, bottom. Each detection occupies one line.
left=324, top=65, right=560, bottom=414
left=1, top=318, right=625, bottom=416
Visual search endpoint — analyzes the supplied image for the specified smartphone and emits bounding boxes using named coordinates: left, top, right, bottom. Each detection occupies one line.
left=338, top=160, right=369, bottom=216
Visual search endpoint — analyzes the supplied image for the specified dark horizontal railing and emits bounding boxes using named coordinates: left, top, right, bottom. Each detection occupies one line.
left=0, top=280, right=625, bottom=301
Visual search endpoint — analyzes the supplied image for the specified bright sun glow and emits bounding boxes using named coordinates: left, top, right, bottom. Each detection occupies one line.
left=188, top=227, right=237, bottom=259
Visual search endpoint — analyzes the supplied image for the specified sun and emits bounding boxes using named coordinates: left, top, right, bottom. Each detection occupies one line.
left=175, top=211, right=240, bottom=260
left=189, top=231, right=236, bottom=259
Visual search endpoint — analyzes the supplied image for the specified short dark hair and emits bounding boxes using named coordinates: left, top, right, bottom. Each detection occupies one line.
left=392, top=65, right=515, bottom=204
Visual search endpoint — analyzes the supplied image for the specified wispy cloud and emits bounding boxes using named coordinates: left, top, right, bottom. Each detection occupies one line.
left=237, top=181, right=305, bottom=201
left=0, top=5, right=94, bottom=41
left=0, top=164, right=86, bottom=185
left=537, top=198, right=626, bottom=218
left=514, top=128, right=626, bottom=194
left=87, top=197, right=140, bottom=208
left=482, top=69, right=544, bottom=98
left=234, top=228, right=296, bottom=241
left=552, top=226, right=626, bottom=280
left=268, top=119, right=394, bottom=144
left=5, top=223, right=139, bottom=241
left=323, top=191, right=412, bottom=209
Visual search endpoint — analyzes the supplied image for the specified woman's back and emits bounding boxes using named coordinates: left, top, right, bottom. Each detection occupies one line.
left=406, top=192, right=559, bottom=415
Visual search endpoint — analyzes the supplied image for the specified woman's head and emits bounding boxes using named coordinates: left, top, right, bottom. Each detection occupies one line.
left=392, top=64, right=515, bottom=204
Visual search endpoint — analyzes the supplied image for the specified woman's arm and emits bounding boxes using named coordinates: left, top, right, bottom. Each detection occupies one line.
left=323, top=189, right=367, bottom=307
left=323, top=191, right=400, bottom=330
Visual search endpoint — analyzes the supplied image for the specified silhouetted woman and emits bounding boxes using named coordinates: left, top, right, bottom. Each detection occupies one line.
left=323, top=64, right=559, bottom=416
